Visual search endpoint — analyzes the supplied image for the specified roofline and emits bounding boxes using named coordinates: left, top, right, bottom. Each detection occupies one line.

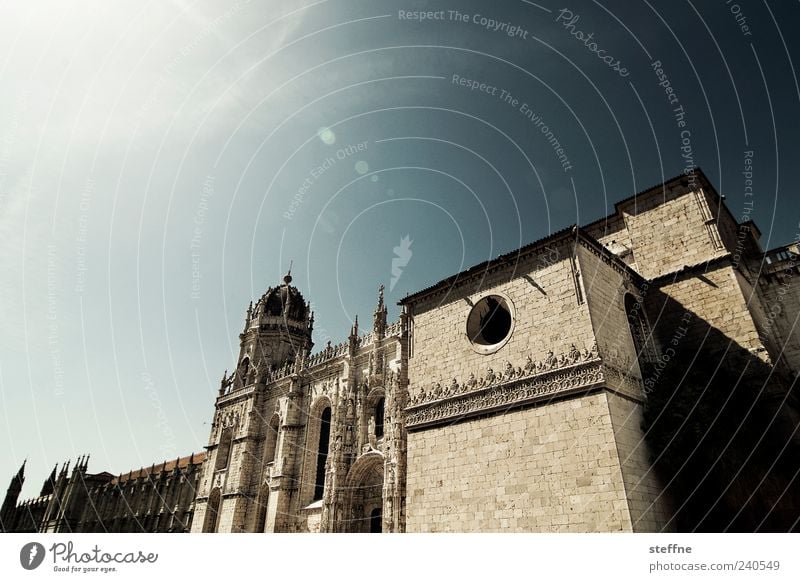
left=582, top=167, right=717, bottom=230
left=574, top=226, right=646, bottom=285
left=112, top=451, right=207, bottom=483
left=397, top=167, right=778, bottom=307
left=398, top=224, right=646, bottom=307
left=586, top=168, right=756, bottom=256
left=399, top=171, right=713, bottom=306
left=398, top=224, right=577, bottom=306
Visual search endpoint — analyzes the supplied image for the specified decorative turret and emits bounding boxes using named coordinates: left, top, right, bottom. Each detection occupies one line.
left=373, top=284, right=388, bottom=339
left=219, top=370, right=231, bottom=396
left=370, top=285, right=388, bottom=376
left=230, top=268, right=315, bottom=390
left=348, top=315, right=359, bottom=355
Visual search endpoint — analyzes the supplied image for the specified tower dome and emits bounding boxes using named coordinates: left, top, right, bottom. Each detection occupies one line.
left=247, top=269, right=311, bottom=325
left=259, top=274, right=308, bottom=322
left=236, top=270, right=314, bottom=374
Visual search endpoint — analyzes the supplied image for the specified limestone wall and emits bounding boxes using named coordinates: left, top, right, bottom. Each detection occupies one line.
left=606, top=392, right=672, bottom=531
left=403, top=239, right=654, bottom=531
left=619, top=187, right=724, bottom=279
left=405, top=392, right=635, bottom=532
left=585, top=182, right=737, bottom=281
left=407, top=238, right=596, bottom=399
left=648, top=261, right=768, bottom=362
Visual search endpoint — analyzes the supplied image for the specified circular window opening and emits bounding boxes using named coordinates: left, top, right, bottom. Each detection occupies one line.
left=466, top=295, right=514, bottom=352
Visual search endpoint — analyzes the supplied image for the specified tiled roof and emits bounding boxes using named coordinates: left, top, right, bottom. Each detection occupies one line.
left=112, top=452, right=206, bottom=484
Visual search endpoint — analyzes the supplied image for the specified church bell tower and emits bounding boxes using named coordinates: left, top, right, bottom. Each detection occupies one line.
left=194, top=270, right=315, bottom=533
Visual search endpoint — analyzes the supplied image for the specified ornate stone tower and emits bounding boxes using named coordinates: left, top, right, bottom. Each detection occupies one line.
left=234, top=270, right=314, bottom=387
left=193, top=271, right=314, bottom=533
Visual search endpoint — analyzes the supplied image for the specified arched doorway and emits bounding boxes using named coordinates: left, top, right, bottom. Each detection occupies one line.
left=341, top=452, right=384, bottom=533
left=369, top=508, right=382, bottom=533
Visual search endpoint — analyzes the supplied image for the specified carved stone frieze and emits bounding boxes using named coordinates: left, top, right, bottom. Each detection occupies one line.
left=406, top=356, right=605, bottom=430
left=409, top=343, right=598, bottom=406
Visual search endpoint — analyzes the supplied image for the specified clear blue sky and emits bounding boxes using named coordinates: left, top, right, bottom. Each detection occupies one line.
left=2, top=0, right=799, bottom=499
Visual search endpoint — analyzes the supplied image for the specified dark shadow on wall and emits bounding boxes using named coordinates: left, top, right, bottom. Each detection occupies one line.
left=641, top=289, right=800, bottom=532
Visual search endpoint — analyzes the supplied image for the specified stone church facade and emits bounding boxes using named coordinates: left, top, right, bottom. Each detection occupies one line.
left=3, top=169, right=799, bottom=533
left=190, top=274, right=407, bottom=533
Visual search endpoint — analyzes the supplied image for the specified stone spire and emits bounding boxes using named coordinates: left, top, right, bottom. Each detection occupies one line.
left=244, top=301, right=253, bottom=331
left=348, top=315, right=359, bottom=355
left=40, top=464, right=57, bottom=497
left=1, top=460, right=26, bottom=532
left=373, top=284, right=388, bottom=339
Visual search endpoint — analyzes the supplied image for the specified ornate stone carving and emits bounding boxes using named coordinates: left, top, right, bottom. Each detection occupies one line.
left=406, top=358, right=604, bottom=429
left=406, top=343, right=605, bottom=428
left=568, top=344, right=581, bottom=362
left=410, top=343, right=600, bottom=406
left=449, top=378, right=459, bottom=395
left=524, top=356, right=535, bottom=374
left=601, top=363, right=644, bottom=399
left=220, top=410, right=240, bottom=429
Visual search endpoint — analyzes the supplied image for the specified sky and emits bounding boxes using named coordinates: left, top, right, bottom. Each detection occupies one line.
left=1, top=0, right=799, bottom=499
